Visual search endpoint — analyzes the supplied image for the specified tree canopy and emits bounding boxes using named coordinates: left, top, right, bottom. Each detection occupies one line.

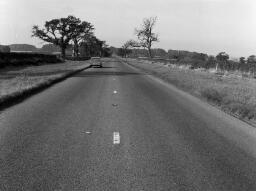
left=32, top=15, right=95, bottom=58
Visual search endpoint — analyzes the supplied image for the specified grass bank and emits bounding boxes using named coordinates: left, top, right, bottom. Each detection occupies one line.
left=0, top=60, right=91, bottom=108
left=124, top=58, right=256, bottom=126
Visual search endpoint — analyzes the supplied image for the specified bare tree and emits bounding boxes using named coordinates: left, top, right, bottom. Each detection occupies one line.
left=121, top=42, right=131, bottom=58
left=135, top=17, right=159, bottom=58
left=125, top=40, right=141, bottom=48
left=120, top=40, right=133, bottom=57
left=119, top=40, right=140, bottom=58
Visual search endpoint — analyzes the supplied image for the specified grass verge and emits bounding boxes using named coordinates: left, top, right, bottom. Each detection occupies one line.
left=0, top=61, right=91, bottom=109
left=124, top=58, right=256, bottom=126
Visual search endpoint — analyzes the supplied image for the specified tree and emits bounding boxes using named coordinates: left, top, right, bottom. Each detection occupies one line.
left=32, top=15, right=82, bottom=58
left=71, top=21, right=94, bottom=57
left=135, top=17, right=159, bottom=58
left=247, top=55, right=256, bottom=74
left=216, top=52, right=229, bottom=71
left=240, top=57, right=246, bottom=64
left=205, top=55, right=216, bottom=69
left=247, top=55, right=256, bottom=63
left=119, top=40, right=138, bottom=58
left=239, top=57, right=246, bottom=71
left=79, top=35, right=106, bottom=57
left=120, top=43, right=130, bottom=58
left=125, top=40, right=141, bottom=48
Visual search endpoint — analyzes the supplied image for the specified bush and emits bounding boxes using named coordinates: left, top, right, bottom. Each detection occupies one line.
left=224, top=102, right=256, bottom=120
left=200, top=88, right=226, bottom=105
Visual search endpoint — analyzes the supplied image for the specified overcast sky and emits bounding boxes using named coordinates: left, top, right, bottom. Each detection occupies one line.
left=0, top=0, right=256, bottom=57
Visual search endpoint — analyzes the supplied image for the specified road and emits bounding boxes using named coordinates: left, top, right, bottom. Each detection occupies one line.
left=1, top=57, right=256, bottom=190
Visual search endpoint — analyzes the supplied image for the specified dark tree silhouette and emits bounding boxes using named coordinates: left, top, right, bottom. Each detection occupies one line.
left=32, top=15, right=83, bottom=58
left=216, top=52, right=229, bottom=71
left=79, top=36, right=110, bottom=57
left=71, top=21, right=94, bottom=57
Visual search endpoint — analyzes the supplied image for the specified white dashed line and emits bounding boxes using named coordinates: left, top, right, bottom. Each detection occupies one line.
left=85, top=131, right=91, bottom=134
left=113, top=90, right=117, bottom=94
left=113, top=132, right=120, bottom=144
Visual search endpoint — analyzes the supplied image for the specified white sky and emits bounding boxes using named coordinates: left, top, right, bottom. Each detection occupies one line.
left=0, top=0, right=256, bottom=57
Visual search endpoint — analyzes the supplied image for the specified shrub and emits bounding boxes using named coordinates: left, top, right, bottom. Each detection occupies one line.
left=224, top=102, right=256, bottom=119
left=200, top=88, right=226, bottom=105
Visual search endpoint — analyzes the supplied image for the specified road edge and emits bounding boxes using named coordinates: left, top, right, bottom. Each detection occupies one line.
left=0, top=64, right=91, bottom=111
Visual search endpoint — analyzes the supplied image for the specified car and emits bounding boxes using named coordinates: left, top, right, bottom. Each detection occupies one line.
left=90, top=57, right=102, bottom=68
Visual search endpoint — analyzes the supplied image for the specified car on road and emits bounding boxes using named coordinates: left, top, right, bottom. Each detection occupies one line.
left=90, top=57, right=102, bottom=68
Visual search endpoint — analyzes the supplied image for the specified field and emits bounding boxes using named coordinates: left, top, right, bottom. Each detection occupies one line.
left=0, top=60, right=90, bottom=106
left=125, top=58, right=256, bottom=125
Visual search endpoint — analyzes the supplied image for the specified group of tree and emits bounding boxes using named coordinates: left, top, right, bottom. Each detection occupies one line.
left=202, top=52, right=256, bottom=74
left=32, top=15, right=111, bottom=58
left=116, top=16, right=256, bottom=74
left=115, top=45, right=256, bottom=74
left=117, top=16, right=159, bottom=58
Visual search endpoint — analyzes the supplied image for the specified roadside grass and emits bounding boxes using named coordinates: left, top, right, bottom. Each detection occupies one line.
left=125, top=58, right=256, bottom=124
left=0, top=61, right=90, bottom=106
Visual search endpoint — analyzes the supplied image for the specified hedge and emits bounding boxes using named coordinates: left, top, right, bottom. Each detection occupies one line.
left=0, top=52, right=62, bottom=68
left=65, top=56, right=91, bottom=61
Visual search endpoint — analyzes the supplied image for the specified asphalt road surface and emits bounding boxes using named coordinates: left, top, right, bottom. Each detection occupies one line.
left=1, top=58, right=256, bottom=190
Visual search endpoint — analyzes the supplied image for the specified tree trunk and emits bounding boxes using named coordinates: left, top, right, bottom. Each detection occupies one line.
left=75, top=45, right=79, bottom=57
left=147, top=47, right=152, bottom=58
left=61, top=46, right=66, bottom=59
left=215, top=62, right=219, bottom=71
left=73, top=39, right=79, bottom=58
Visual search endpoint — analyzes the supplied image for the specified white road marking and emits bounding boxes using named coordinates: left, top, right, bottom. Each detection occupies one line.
left=113, top=90, right=117, bottom=94
left=85, top=131, right=91, bottom=134
left=113, top=132, right=120, bottom=144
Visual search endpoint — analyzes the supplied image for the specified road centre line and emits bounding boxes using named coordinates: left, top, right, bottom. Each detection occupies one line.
left=113, top=132, right=120, bottom=144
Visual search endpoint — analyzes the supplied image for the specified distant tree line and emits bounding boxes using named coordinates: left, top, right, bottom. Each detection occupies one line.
left=32, top=15, right=111, bottom=58
left=119, top=16, right=256, bottom=75
left=0, top=45, right=10, bottom=53
left=112, top=47, right=256, bottom=74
